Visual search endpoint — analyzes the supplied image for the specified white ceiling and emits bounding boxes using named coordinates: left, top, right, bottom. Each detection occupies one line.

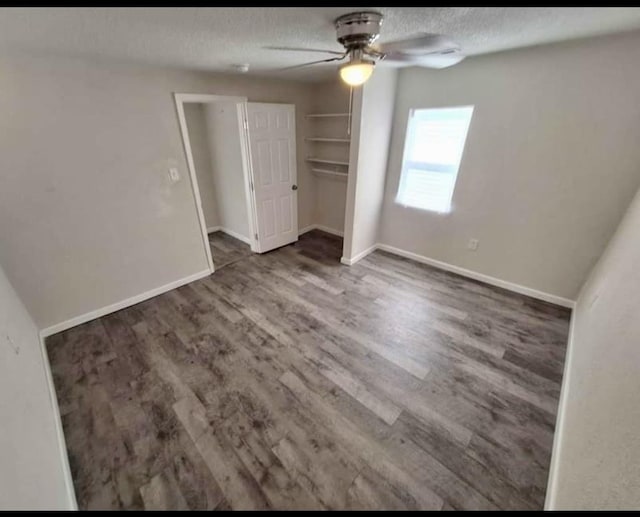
left=2, top=7, right=640, bottom=81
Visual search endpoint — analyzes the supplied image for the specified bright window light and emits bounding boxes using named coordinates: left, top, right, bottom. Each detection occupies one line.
left=396, top=106, right=474, bottom=213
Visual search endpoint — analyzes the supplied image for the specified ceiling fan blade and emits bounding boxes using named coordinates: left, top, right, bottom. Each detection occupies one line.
left=277, top=54, right=347, bottom=72
left=382, top=48, right=466, bottom=69
left=264, top=46, right=344, bottom=56
left=412, top=52, right=466, bottom=69
left=376, top=33, right=461, bottom=57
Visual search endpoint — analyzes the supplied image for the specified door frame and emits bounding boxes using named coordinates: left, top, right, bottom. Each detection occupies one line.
left=238, top=102, right=262, bottom=253
left=173, top=93, right=259, bottom=274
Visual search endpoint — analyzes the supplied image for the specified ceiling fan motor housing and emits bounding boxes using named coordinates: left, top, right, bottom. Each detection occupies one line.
left=334, top=11, right=383, bottom=50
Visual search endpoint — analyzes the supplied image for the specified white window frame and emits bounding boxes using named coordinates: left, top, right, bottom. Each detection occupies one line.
left=396, top=105, right=474, bottom=214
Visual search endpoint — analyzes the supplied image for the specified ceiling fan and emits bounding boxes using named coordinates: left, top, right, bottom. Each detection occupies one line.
left=267, top=11, right=465, bottom=86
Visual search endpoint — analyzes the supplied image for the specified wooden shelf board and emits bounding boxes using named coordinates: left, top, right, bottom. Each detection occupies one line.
left=305, top=137, right=350, bottom=143
left=311, top=168, right=348, bottom=178
left=306, top=157, right=349, bottom=166
left=306, top=113, right=350, bottom=118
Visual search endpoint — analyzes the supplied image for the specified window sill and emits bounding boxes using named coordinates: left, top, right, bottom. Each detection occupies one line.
left=394, top=200, right=452, bottom=216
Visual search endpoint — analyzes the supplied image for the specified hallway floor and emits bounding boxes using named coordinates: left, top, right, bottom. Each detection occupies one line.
left=208, top=231, right=252, bottom=270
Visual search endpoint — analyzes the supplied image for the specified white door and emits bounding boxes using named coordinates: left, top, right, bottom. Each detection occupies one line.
left=246, top=103, right=298, bottom=253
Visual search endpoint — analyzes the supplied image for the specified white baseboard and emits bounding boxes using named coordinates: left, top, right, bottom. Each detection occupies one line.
left=39, top=337, right=78, bottom=510
left=298, top=224, right=316, bottom=236
left=341, top=244, right=377, bottom=266
left=375, top=243, right=575, bottom=308
left=315, top=224, right=344, bottom=237
left=298, top=224, right=344, bottom=238
left=544, top=309, right=578, bottom=509
left=220, top=227, right=252, bottom=245
left=39, top=269, right=211, bottom=338
left=207, top=227, right=252, bottom=246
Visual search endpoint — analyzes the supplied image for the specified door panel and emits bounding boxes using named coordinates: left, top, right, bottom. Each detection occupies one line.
left=280, top=195, right=293, bottom=233
left=256, top=141, right=273, bottom=186
left=246, top=103, right=298, bottom=253
left=277, top=140, right=290, bottom=182
left=262, top=198, right=276, bottom=238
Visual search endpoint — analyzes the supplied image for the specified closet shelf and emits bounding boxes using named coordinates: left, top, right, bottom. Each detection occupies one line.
left=306, top=113, right=350, bottom=118
left=311, top=168, right=348, bottom=179
left=305, top=137, right=350, bottom=143
left=306, top=157, right=350, bottom=166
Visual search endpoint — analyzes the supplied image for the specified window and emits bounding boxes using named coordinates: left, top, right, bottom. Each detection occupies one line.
left=396, top=106, right=474, bottom=213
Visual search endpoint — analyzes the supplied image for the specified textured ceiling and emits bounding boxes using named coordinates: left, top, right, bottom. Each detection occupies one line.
left=2, top=7, right=640, bottom=80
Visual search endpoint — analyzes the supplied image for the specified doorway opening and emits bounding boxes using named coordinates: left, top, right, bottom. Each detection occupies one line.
left=175, top=94, right=299, bottom=273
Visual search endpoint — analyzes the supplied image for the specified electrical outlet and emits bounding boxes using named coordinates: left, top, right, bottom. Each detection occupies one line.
left=468, top=238, right=479, bottom=251
left=168, top=167, right=180, bottom=183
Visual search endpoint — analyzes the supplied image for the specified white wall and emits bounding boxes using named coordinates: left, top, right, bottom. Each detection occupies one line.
left=314, top=179, right=348, bottom=235
left=205, top=102, right=249, bottom=239
left=0, top=265, right=74, bottom=510
left=546, top=185, right=640, bottom=509
left=0, top=53, right=313, bottom=331
left=378, top=30, right=640, bottom=301
left=183, top=103, right=220, bottom=230
left=343, top=68, right=397, bottom=262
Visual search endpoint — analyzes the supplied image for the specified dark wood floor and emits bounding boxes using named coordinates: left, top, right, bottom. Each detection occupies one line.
left=209, top=231, right=252, bottom=270
left=46, top=230, right=570, bottom=510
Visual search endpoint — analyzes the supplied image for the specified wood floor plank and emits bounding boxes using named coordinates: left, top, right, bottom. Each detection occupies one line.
left=279, top=370, right=445, bottom=510
left=389, top=410, right=538, bottom=510
left=271, top=433, right=354, bottom=509
left=218, top=410, right=324, bottom=510
left=170, top=432, right=226, bottom=510
left=46, top=230, right=570, bottom=510
left=139, top=467, right=189, bottom=510
left=346, top=467, right=422, bottom=511
left=314, top=353, right=402, bottom=426
left=174, top=396, right=271, bottom=510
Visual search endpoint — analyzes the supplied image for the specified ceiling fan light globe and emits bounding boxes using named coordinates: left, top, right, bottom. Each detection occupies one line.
left=339, top=61, right=374, bottom=86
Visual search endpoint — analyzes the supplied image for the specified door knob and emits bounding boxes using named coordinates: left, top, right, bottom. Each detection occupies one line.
left=291, top=184, right=298, bottom=191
